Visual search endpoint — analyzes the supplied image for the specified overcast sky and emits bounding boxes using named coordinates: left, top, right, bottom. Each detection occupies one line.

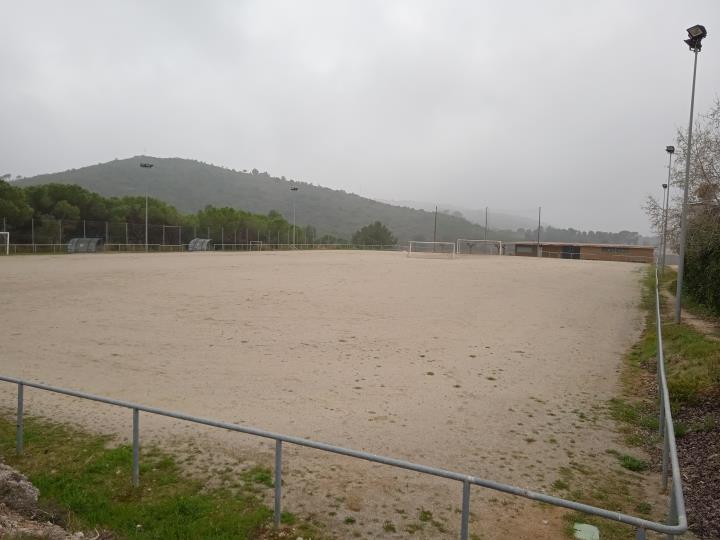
left=2, top=1, right=719, bottom=233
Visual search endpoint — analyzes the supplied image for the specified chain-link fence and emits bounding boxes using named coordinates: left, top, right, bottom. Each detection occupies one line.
left=0, top=216, right=409, bottom=254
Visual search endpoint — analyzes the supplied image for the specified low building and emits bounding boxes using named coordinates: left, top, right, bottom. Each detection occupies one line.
left=510, top=242, right=655, bottom=263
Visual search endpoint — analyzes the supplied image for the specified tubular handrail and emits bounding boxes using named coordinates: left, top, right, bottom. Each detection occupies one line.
left=655, top=263, right=688, bottom=535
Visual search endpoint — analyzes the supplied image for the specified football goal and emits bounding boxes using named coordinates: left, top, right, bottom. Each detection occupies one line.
left=249, top=240, right=263, bottom=251
left=456, top=239, right=504, bottom=256
left=407, top=241, right=456, bottom=258
left=0, top=232, right=8, bottom=255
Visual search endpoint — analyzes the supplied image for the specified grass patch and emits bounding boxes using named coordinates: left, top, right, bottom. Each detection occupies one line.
left=0, top=414, right=315, bottom=539
left=618, top=455, right=648, bottom=472
left=552, top=479, right=569, bottom=491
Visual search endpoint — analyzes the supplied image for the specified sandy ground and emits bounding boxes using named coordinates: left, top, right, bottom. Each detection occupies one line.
left=0, top=251, right=649, bottom=538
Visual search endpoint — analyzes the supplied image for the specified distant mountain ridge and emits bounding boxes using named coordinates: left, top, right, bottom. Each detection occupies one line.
left=14, top=156, right=490, bottom=241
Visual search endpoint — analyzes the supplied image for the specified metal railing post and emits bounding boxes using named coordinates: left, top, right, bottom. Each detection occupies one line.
left=132, top=408, right=140, bottom=487
left=274, top=439, right=282, bottom=527
left=666, top=488, right=677, bottom=540
left=460, top=479, right=470, bottom=540
left=662, top=432, right=669, bottom=491
left=16, top=383, right=24, bottom=455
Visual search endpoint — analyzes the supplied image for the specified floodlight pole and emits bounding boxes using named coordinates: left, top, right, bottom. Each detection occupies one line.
left=290, top=185, right=299, bottom=247
left=675, top=49, right=700, bottom=323
left=537, top=206, right=541, bottom=252
left=661, top=148, right=674, bottom=275
left=661, top=182, right=669, bottom=274
left=140, top=162, right=154, bottom=253
left=484, top=207, right=488, bottom=241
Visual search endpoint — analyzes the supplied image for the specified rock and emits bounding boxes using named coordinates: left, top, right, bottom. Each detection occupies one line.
left=0, top=462, right=39, bottom=514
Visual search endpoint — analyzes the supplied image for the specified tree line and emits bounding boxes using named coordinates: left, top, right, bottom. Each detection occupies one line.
left=0, top=181, right=399, bottom=246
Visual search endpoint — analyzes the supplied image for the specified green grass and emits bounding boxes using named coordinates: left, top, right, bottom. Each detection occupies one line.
left=618, top=455, right=648, bottom=473
left=625, top=268, right=720, bottom=405
left=666, top=275, right=720, bottom=320
left=0, top=414, right=315, bottom=539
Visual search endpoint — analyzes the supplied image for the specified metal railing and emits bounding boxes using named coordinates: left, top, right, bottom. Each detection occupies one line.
left=0, top=266, right=686, bottom=539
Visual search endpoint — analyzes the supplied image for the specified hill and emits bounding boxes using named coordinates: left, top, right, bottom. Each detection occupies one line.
left=15, top=156, right=488, bottom=241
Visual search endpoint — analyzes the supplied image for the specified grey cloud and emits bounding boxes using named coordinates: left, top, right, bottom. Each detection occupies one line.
left=1, top=0, right=719, bottom=233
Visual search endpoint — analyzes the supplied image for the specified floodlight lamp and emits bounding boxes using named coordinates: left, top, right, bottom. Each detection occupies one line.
left=290, top=186, right=299, bottom=191
left=684, top=24, right=707, bottom=50
left=140, top=162, right=154, bottom=168
left=662, top=183, right=668, bottom=189
left=687, top=25, right=707, bottom=39
left=666, top=146, right=675, bottom=154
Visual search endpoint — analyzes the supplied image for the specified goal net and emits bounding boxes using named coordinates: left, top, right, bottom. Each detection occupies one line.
left=0, top=232, right=8, bottom=255
left=407, top=241, right=456, bottom=258
left=456, top=239, right=503, bottom=256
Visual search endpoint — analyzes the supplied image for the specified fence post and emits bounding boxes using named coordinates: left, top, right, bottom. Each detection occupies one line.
left=179, top=225, right=182, bottom=247
left=666, top=488, right=677, bottom=540
left=636, top=527, right=646, bottom=540
left=661, top=429, right=669, bottom=491
left=460, top=480, right=470, bottom=540
left=132, top=408, right=140, bottom=487
left=105, top=221, right=109, bottom=243
left=274, top=440, right=282, bottom=527
left=59, top=219, right=62, bottom=245
left=125, top=222, right=128, bottom=246
left=16, top=383, right=24, bottom=455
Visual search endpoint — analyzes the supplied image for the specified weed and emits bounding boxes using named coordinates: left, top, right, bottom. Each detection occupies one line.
left=418, top=508, right=432, bottom=522
left=618, top=455, right=648, bottom=472
left=634, top=502, right=652, bottom=515
left=382, top=520, right=396, bottom=532
left=344, top=516, right=356, bottom=525
left=242, top=465, right=273, bottom=488
left=552, top=479, right=569, bottom=491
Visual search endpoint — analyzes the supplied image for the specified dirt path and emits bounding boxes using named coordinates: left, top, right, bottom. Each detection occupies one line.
left=662, top=289, right=720, bottom=341
left=0, top=252, right=648, bottom=538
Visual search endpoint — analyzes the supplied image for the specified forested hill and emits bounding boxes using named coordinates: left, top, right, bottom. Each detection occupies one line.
left=15, top=156, right=486, bottom=241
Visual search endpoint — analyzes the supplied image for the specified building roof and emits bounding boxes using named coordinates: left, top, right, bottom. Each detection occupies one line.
left=511, top=242, right=654, bottom=250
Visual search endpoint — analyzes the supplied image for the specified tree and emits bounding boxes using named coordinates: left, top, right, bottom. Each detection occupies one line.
left=0, top=180, right=33, bottom=226
left=352, top=221, right=397, bottom=246
left=645, top=99, right=720, bottom=246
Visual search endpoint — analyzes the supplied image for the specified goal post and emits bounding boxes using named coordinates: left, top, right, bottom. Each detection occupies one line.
left=407, top=241, right=456, bottom=258
left=0, top=232, right=8, bottom=255
left=456, top=239, right=503, bottom=256
left=249, top=240, right=263, bottom=251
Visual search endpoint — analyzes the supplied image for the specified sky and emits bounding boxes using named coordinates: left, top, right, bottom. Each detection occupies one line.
left=1, top=1, right=719, bottom=234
